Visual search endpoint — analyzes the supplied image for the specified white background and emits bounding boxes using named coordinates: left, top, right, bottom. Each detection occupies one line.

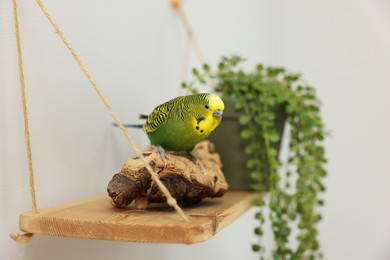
left=1, top=0, right=390, bottom=259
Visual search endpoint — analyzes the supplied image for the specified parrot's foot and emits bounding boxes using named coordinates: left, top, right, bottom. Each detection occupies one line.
left=187, top=151, right=207, bottom=175
left=152, top=145, right=169, bottom=163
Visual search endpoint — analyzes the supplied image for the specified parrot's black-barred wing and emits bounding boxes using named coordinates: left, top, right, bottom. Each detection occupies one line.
left=144, top=94, right=211, bottom=133
left=144, top=96, right=184, bottom=133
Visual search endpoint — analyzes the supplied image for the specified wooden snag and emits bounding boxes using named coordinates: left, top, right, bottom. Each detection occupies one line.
left=107, top=140, right=228, bottom=209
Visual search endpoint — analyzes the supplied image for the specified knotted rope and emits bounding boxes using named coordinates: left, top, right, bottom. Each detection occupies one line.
left=10, top=0, right=37, bottom=244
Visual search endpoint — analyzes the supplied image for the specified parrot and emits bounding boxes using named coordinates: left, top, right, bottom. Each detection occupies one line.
left=121, top=93, right=224, bottom=172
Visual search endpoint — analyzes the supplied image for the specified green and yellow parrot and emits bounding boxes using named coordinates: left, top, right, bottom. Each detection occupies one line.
left=144, top=93, right=224, bottom=151
left=122, top=93, right=224, bottom=169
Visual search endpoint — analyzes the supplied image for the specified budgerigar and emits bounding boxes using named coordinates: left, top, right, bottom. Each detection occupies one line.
left=144, top=93, right=224, bottom=152
left=125, top=93, right=224, bottom=171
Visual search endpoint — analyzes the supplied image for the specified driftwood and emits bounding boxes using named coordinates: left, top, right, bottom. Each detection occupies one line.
left=107, top=140, right=228, bottom=209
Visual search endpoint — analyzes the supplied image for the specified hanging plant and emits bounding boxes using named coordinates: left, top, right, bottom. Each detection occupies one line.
left=182, top=56, right=327, bottom=259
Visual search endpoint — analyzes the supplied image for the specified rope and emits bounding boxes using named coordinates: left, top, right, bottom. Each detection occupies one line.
left=179, top=38, right=191, bottom=89
left=172, top=1, right=204, bottom=65
left=10, top=0, right=36, bottom=244
left=176, top=5, right=204, bottom=64
left=171, top=0, right=205, bottom=94
left=35, top=0, right=189, bottom=221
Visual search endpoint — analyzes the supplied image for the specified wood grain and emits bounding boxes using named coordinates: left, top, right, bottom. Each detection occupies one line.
left=19, top=191, right=262, bottom=244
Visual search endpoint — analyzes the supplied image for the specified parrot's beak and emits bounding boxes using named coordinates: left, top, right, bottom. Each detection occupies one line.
left=213, top=109, right=223, bottom=117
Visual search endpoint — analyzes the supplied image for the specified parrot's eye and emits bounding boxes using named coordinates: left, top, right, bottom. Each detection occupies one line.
left=205, top=104, right=210, bottom=109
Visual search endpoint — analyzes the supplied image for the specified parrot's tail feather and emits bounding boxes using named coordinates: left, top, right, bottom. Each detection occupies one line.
left=112, top=123, right=144, bottom=128
left=139, top=114, right=148, bottom=120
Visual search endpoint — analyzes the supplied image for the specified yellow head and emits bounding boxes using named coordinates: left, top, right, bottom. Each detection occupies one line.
left=207, top=93, right=224, bottom=126
left=190, top=93, right=224, bottom=137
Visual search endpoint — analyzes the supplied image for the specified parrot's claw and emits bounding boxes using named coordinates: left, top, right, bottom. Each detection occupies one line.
left=187, top=151, right=207, bottom=175
left=152, top=145, right=169, bottom=163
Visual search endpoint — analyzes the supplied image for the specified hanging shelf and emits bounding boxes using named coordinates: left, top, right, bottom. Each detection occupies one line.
left=19, top=191, right=260, bottom=244
left=11, top=0, right=262, bottom=244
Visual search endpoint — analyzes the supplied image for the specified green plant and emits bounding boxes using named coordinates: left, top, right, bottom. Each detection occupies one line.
left=182, top=56, right=327, bottom=260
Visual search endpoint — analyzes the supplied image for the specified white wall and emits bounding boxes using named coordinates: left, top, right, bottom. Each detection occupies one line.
left=1, top=0, right=389, bottom=259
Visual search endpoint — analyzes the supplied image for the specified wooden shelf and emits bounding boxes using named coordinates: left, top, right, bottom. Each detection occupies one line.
left=19, top=191, right=261, bottom=244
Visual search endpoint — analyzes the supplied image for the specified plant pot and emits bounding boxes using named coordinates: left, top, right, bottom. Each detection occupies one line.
left=208, top=98, right=287, bottom=190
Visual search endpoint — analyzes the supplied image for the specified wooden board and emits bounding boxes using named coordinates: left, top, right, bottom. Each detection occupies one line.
left=19, top=191, right=262, bottom=244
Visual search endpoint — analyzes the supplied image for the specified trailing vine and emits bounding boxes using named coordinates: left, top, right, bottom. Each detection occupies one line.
left=183, top=56, right=327, bottom=259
